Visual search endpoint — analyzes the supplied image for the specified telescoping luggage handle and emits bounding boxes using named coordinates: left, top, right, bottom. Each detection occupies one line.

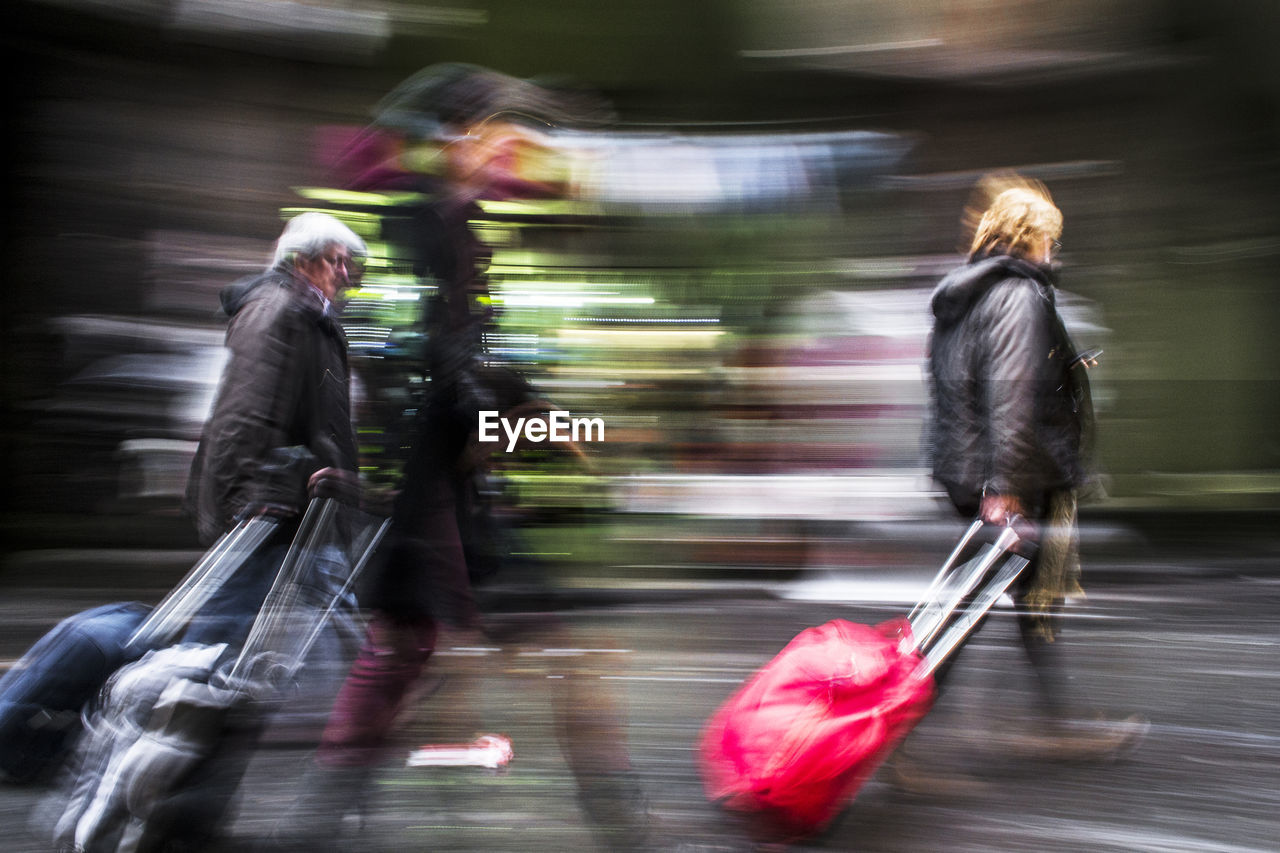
left=906, top=517, right=1033, bottom=679
left=126, top=515, right=281, bottom=650
left=227, top=496, right=390, bottom=689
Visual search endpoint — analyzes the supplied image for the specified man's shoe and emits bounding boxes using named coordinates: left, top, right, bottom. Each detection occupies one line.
left=578, top=770, right=663, bottom=852
left=266, top=762, right=372, bottom=851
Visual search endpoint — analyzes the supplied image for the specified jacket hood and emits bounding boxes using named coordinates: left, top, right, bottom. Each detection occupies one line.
left=218, top=266, right=311, bottom=318
left=219, top=272, right=272, bottom=317
left=930, top=253, right=1056, bottom=327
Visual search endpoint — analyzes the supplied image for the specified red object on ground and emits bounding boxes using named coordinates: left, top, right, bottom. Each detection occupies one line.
left=700, top=618, right=935, bottom=837
left=406, top=734, right=514, bottom=769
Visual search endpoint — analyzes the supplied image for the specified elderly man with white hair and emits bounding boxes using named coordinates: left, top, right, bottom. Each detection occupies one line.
left=182, top=211, right=367, bottom=645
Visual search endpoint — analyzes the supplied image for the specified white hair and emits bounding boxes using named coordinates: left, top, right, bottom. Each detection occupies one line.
left=271, top=212, right=367, bottom=269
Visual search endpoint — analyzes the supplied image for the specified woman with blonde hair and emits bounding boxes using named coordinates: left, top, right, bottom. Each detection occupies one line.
left=916, top=173, right=1144, bottom=779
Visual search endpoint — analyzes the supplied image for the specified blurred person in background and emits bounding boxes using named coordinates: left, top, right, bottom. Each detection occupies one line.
left=270, top=64, right=658, bottom=852
left=182, top=211, right=367, bottom=645
left=909, top=175, right=1145, bottom=787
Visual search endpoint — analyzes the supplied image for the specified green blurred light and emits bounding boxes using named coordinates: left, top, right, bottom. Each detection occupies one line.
left=293, top=187, right=428, bottom=207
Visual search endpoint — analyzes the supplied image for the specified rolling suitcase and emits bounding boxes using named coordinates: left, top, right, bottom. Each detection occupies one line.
left=700, top=518, right=1034, bottom=840
left=0, top=517, right=279, bottom=784
left=47, top=493, right=388, bottom=852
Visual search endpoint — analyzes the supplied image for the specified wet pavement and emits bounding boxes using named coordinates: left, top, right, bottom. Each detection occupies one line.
left=3, top=516, right=1280, bottom=851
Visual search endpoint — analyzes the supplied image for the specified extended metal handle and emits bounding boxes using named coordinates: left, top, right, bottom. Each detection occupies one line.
left=127, top=515, right=279, bottom=649
left=228, top=497, right=335, bottom=684
left=226, top=500, right=389, bottom=690
left=908, top=519, right=1024, bottom=656
left=919, top=553, right=1030, bottom=677
left=907, top=518, right=984, bottom=627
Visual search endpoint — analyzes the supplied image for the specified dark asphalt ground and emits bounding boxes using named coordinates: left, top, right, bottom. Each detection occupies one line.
left=2, top=515, right=1279, bottom=851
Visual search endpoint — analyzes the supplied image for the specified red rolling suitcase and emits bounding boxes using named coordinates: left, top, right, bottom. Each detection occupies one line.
left=700, top=519, right=1033, bottom=839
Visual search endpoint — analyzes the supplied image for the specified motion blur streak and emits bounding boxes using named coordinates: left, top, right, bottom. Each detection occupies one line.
left=3, top=1, right=1279, bottom=850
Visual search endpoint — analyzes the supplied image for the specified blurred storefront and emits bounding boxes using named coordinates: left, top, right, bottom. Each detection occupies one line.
left=5, top=0, right=1278, bottom=546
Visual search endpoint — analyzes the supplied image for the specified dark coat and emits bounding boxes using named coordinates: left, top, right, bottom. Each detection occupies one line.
left=927, top=254, right=1093, bottom=513
left=185, top=267, right=358, bottom=545
left=369, top=197, right=535, bottom=628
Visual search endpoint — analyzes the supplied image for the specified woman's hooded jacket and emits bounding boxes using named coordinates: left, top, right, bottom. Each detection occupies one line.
left=927, top=253, right=1094, bottom=512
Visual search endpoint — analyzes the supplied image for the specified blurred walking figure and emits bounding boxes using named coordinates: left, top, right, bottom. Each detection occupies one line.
left=917, top=175, right=1145, bottom=779
left=272, top=64, right=655, bottom=851
left=182, top=212, right=366, bottom=645
left=27, top=213, right=371, bottom=851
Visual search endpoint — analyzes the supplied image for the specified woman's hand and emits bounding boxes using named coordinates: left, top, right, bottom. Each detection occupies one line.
left=980, top=492, right=1025, bottom=526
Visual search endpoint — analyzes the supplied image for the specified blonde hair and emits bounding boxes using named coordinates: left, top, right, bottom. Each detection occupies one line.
left=965, top=174, right=1062, bottom=261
